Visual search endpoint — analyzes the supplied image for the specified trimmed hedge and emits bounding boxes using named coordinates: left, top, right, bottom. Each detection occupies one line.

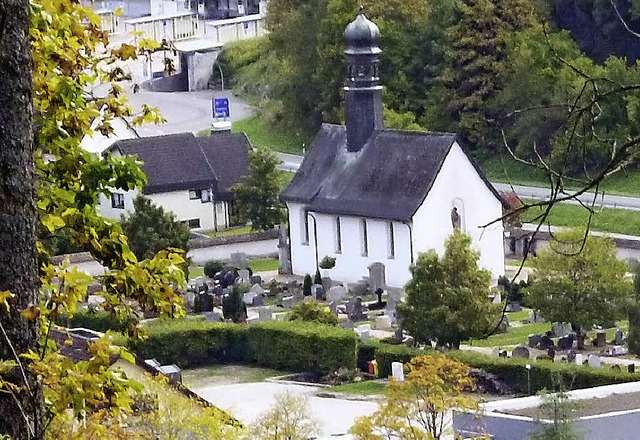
left=247, top=321, right=357, bottom=373
left=373, top=343, right=640, bottom=394
left=56, top=310, right=138, bottom=333
left=131, top=318, right=357, bottom=373
left=357, top=340, right=381, bottom=372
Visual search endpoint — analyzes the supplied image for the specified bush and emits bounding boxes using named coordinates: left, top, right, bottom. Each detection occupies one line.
left=314, top=269, right=322, bottom=285
left=373, top=343, right=640, bottom=394
left=204, top=260, right=224, bottom=278
left=55, top=309, right=138, bottom=333
left=247, top=321, right=357, bottom=373
left=303, top=274, right=312, bottom=296
left=131, top=318, right=249, bottom=368
left=357, top=340, right=381, bottom=372
left=132, top=319, right=357, bottom=373
left=287, top=300, right=338, bottom=326
left=319, top=256, right=335, bottom=269
left=222, top=284, right=249, bottom=323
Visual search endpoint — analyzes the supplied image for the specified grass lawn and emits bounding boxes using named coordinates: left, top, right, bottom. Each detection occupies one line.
left=466, top=322, right=552, bottom=347
left=481, top=156, right=640, bottom=197
left=249, top=258, right=279, bottom=272
left=182, top=364, right=289, bottom=389
left=521, top=200, right=640, bottom=236
left=204, top=225, right=252, bottom=238
left=506, top=308, right=532, bottom=323
left=277, top=170, right=295, bottom=189
left=189, top=266, right=204, bottom=278
left=232, top=116, right=314, bottom=154
left=326, top=380, right=387, bottom=396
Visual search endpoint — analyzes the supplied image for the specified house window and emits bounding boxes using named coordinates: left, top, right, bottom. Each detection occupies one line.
left=185, top=218, right=201, bottom=229
left=335, top=216, right=342, bottom=253
left=111, top=192, right=125, bottom=209
left=388, top=222, right=395, bottom=259
left=361, top=218, right=368, bottom=257
left=301, top=209, right=309, bottom=245
left=189, top=189, right=203, bottom=200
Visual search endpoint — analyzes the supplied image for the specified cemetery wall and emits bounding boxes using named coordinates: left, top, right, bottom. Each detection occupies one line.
left=412, top=142, right=505, bottom=282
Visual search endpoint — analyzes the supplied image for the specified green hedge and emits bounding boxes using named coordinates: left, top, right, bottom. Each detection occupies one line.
left=373, top=343, right=640, bottom=394
left=357, top=340, right=381, bottom=372
left=56, top=310, right=138, bottom=333
left=247, top=321, right=357, bottom=373
left=131, top=318, right=249, bottom=368
left=131, top=318, right=357, bottom=373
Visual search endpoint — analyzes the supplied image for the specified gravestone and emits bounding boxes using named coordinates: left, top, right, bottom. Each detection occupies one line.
left=327, top=285, right=348, bottom=302
left=375, top=315, right=392, bottom=330
left=230, top=252, right=249, bottom=269
left=251, top=284, right=265, bottom=295
left=394, top=328, right=404, bottom=343
left=281, top=296, right=295, bottom=309
left=350, top=281, right=368, bottom=297
left=629, top=364, right=636, bottom=374
left=199, top=293, right=213, bottom=312
left=258, top=308, right=272, bottom=321
left=529, top=310, right=545, bottom=324
left=243, top=291, right=257, bottom=305
left=505, top=302, right=522, bottom=312
left=612, top=345, right=626, bottom=356
left=357, top=324, right=371, bottom=342
left=557, top=334, right=574, bottom=351
left=286, top=280, right=298, bottom=293
left=158, top=364, right=182, bottom=384
left=391, top=362, right=405, bottom=382
left=512, top=345, right=530, bottom=359
left=184, top=291, right=195, bottom=310
left=498, top=349, right=508, bottom=358
left=552, top=322, right=572, bottom=338
left=575, top=353, right=583, bottom=366
left=588, top=355, right=601, bottom=368
left=277, top=223, right=292, bottom=274
left=528, top=334, right=543, bottom=348
left=329, top=301, right=338, bottom=315
left=249, top=275, right=262, bottom=285
left=213, top=285, right=224, bottom=296
left=204, top=311, right=222, bottom=322
left=540, top=334, right=555, bottom=350
left=252, top=295, right=264, bottom=307
left=145, top=358, right=161, bottom=369
left=348, top=297, right=367, bottom=322
left=596, top=331, right=606, bottom=348
left=567, top=348, right=577, bottom=362
left=615, top=329, right=624, bottom=345
left=311, top=284, right=324, bottom=300
left=368, top=262, right=386, bottom=292
left=237, top=269, right=250, bottom=284
left=321, top=277, right=333, bottom=293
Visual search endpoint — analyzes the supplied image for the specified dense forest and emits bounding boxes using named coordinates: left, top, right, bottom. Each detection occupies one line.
left=219, top=0, right=640, bottom=179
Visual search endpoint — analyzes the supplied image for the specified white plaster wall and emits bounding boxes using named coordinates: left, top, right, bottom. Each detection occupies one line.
left=148, top=190, right=215, bottom=230
left=213, top=200, right=229, bottom=229
left=287, top=202, right=412, bottom=288
left=411, top=142, right=505, bottom=281
left=97, top=188, right=138, bottom=220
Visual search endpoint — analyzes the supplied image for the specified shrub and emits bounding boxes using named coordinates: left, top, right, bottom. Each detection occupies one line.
left=222, top=284, right=248, bottom=323
left=357, top=340, right=381, bottom=372
left=132, top=319, right=357, bottom=373
left=302, top=274, right=312, bottom=296
left=287, top=300, right=338, bottom=326
left=204, top=259, right=224, bottom=278
left=314, top=269, right=322, bottom=285
left=247, top=321, right=357, bottom=373
left=319, top=256, right=335, bottom=269
left=130, top=318, right=249, bottom=368
left=373, top=343, right=640, bottom=394
left=56, top=309, right=138, bottom=333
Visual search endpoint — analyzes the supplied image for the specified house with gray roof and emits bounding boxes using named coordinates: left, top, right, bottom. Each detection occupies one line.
left=280, top=9, right=506, bottom=287
left=99, top=131, right=251, bottom=230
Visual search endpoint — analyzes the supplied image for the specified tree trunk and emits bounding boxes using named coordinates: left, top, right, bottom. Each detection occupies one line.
left=0, top=1, right=44, bottom=438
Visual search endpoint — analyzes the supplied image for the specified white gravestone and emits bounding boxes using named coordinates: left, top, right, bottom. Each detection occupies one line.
left=391, top=362, right=405, bottom=382
left=575, top=353, right=583, bottom=366
left=588, top=355, right=601, bottom=368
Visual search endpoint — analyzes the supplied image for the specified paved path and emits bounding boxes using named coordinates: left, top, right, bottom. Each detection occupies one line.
left=195, top=382, right=378, bottom=439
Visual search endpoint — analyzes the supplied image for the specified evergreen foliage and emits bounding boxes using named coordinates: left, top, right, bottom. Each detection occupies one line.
left=288, top=300, right=339, bottom=326
left=398, top=230, right=502, bottom=349
left=232, top=149, right=286, bottom=231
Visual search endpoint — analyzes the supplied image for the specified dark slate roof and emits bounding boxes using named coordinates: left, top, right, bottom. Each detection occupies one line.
left=109, top=132, right=251, bottom=196
left=197, top=132, right=252, bottom=194
left=281, top=124, right=505, bottom=222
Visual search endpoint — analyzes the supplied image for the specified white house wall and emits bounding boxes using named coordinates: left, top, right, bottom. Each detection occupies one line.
left=411, top=142, right=505, bottom=282
left=97, top=189, right=138, bottom=220
left=287, top=202, right=412, bottom=288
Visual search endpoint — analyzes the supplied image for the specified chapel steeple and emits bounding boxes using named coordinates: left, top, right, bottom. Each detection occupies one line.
left=344, top=6, right=383, bottom=153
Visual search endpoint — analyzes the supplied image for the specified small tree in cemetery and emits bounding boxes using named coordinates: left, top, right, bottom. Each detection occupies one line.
left=350, top=354, right=479, bottom=440
left=530, top=390, right=583, bottom=440
left=222, top=284, right=249, bottom=323
left=232, top=148, right=287, bottom=231
left=250, top=392, right=319, bottom=440
left=303, top=274, right=313, bottom=296
left=398, top=230, right=502, bottom=349
left=526, top=229, right=631, bottom=334
left=121, top=195, right=191, bottom=277
left=204, top=259, right=225, bottom=278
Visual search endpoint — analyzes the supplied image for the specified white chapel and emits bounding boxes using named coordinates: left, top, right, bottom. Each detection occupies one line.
left=280, top=8, right=506, bottom=288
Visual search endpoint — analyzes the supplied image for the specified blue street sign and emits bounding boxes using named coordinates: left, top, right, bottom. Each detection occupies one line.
left=213, top=97, right=230, bottom=119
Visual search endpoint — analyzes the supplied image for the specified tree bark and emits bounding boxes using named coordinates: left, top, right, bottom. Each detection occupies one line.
left=0, top=1, right=44, bottom=438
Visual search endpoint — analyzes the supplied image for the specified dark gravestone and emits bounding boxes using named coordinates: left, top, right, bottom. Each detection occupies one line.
left=528, top=334, right=543, bottom=348
left=347, top=297, right=367, bottom=322
left=596, top=331, right=606, bottom=348
left=615, top=329, right=624, bottom=345
left=498, top=349, right=508, bottom=358
left=558, top=334, right=574, bottom=351
left=512, top=345, right=530, bottom=358
left=540, top=334, right=555, bottom=350
left=567, top=348, right=577, bottom=362
left=629, top=364, right=636, bottom=374
left=252, top=294, right=264, bottom=307
left=249, top=275, right=262, bottom=286
left=199, top=293, right=213, bottom=312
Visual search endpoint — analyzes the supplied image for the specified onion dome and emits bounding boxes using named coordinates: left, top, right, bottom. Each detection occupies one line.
left=344, top=6, right=381, bottom=55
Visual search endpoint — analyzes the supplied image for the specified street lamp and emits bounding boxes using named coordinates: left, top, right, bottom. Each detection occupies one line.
left=525, top=364, right=532, bottom=395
